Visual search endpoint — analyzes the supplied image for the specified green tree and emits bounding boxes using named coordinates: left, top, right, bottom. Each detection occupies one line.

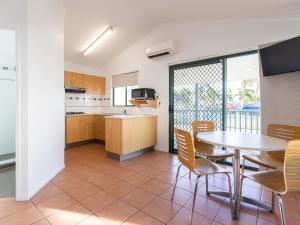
left=235, top=80, right=255, bottom=107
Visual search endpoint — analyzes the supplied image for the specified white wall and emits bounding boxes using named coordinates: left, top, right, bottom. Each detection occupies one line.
left=0, top=0, right=65, bottom=200
left=260, top=70, right=300, bottom=134
left=101, top=18, right=300, bottom=152
left=26, top=0, right=65, bottom=199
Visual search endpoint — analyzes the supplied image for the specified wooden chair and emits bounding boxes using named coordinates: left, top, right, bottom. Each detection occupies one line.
left=239, top=140, right=300, bottom=225
left=173, top=128, right=233, bottom=224
left=191, top=121, right=234, bottom=195
left=241, top=124, right=300, bottom=211
left=242, top=124, right=300, bottom=172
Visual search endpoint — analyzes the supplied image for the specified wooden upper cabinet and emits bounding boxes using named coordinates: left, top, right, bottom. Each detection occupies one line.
left=64, top=71, right=74, bottom=87
left=73, top=73, right=84, bottom=88
left=64, top=71, right=105, bottom=94
left=95, top=77, right=106, bottom=95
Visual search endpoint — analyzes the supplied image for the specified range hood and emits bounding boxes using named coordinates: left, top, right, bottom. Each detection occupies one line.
left=65, top=86, right=86, bottom=93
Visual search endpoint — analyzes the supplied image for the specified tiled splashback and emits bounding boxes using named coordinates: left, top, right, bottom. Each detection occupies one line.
left=65, top=93, right=158, bottom=115
left=65, top=93, right=111, bottom=113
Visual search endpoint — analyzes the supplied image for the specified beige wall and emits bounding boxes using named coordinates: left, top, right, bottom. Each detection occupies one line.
left=260, top=68, right=300, bottom=134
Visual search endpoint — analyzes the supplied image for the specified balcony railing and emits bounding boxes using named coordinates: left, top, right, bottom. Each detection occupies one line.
left=174, top=109, right=260, bottom=134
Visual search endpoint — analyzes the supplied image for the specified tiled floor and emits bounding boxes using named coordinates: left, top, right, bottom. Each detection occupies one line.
left=0, top=165, right=15, bottom=197
left=1, top=144, right=300, bottom=225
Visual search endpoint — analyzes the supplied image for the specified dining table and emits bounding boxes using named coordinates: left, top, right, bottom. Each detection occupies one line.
left=196, top=131, right=287, bottom=220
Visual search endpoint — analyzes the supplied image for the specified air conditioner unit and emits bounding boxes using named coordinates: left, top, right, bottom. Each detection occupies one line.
left=146, top=40, right=177, bottom=59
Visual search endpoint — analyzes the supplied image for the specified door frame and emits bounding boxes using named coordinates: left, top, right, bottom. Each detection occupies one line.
left=169, top=50, right=258, bottom=154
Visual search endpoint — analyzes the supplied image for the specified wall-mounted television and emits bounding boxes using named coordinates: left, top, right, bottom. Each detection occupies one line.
left=259, top=36, right=300, bottom=76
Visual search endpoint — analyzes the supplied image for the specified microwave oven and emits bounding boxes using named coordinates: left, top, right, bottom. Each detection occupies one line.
left=131, top=88, right=155, bottom=100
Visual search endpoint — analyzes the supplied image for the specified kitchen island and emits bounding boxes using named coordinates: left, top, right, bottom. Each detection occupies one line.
left=105, top=115, right=157, bottom=161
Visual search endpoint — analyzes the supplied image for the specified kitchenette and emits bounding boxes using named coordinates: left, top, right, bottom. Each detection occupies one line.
left=64, top=70, right=158, bottom=161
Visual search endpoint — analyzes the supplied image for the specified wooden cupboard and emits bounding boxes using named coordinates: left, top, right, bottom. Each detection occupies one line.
left=65, top=116, right=81, bottom=144
left=65, top=115, right=106, bottom=144
left=95, top=116, right=105, bottom=140
left=64, top=70, right=105, bottom=95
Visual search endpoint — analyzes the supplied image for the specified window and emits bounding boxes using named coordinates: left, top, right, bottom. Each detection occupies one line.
left=112, top=71, right=139, bottom=107
left=113, top=85, right=138, bottom=106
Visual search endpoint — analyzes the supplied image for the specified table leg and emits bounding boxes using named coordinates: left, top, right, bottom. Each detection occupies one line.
left=233, top=148, right=241, bottom=220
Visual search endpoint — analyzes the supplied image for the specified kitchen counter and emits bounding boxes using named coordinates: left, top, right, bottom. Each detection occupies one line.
left=65, top=113, right=120, bottom=117
left=105, top=115, right=157, bottom=161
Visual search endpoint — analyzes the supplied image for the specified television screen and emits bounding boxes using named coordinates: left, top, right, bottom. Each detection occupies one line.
left=259, top=36, right=300, bottom=76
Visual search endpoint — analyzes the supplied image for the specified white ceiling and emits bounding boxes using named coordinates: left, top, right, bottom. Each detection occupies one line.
left=64, top=0, right=300, bottom=69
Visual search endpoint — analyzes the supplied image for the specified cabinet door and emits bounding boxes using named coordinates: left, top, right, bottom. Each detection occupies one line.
left=95, top=116, right=105, bottom=140
left=83, top=75, right=95, bottom=94
left=95, top=77, right=106, bottom=95
left=64, top=71, right=74, bottom=87
left=80, top=115, right=95, bottom=141
left=73, top=73, right=84, bottom=88
left=66, top=116, right=81, bottom=144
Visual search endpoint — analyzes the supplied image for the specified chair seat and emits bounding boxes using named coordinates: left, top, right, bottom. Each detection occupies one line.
left=192, top=158, right=227, bottom=176
left=243, top=151, right=284, bottom=169
left=196, top=147, right=234, bottom=159
left=243, top=170, right=286, bottom=194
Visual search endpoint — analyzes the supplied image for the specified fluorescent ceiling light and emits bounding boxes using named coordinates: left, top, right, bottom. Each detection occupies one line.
left=82, top=27, right=113, bottom=56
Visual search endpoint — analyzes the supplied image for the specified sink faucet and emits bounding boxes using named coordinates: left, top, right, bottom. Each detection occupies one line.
left=124, top=109, right=127, bottom=115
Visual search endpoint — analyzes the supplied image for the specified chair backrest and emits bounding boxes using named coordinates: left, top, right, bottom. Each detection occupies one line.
left=268, top=124, right=300, bottom=140
left=192, top=121, right=216, bottom=150
left=283, top=140, right=300, bottom=193
left=174, top=128, right=195, bottom=170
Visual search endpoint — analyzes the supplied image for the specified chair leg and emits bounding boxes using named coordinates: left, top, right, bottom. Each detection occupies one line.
left=270, top=192, right=275, bottom=213
left=190, top=176, right=200, bottom=225
left=171, top=164, right=182, bottom=200
left=225, top=173, right=234, bottom=219
left=205, top=175, right=209, bottom=195
left=241, top=158, right=246, bottom=174
left=237, top=175, right=245, bottom=219
left=277, top=194, right=286, bottom=225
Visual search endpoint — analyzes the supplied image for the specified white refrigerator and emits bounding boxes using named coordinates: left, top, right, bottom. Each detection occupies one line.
left=0, top=67, right=16, bottom=165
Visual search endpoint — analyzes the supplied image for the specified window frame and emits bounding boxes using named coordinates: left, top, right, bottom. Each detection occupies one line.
left=112, top=86, right=136, bottom=107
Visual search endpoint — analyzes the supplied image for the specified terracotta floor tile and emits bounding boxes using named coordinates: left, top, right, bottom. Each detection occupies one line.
left=140, top=179, right=170, bottom=195
left=89, top=174, right=120, bottom=189
left=36, top=193, right=77, bottom=216
left=257, top=218, right=279, bottom=225
left=77, top=215, right=107, bottom=225
left=32, top=219, right=51, bottom=225
left=81, top=191, right=117, bottom=213
left=46, top=203, right=92, bottom=225
left=55, top=177, right=88, bottom=192
left=121, top=188, right=156, bottom=209
left=160, top=186, right=193, bottom=206
left=175, top=177, right=197, bottom=193
left=0, top=206, right=43, bottom=225
left=215, top=203, right=257, bottom=225
left=97, top=200, right=138, bottom=225
left=167, top=207, right=212, bottom=225
left=142, top=197, right=181, bottom=224
left=137, top=167, right=163, bottom=178
left=123, top=211, right=164, bottom=225
left=184, top=195, right=224, bottom=220
left=31, top=182, right=64, bottom=204
left=51, top=171, right=77, bottom=184
left=105, top=181, right=135, bottom=198
left=155, top=172, right=179, bottom=185
left=124, top=174, right=151, bottom=187
left=67, top=182, right=100, bottom=201
left=0, top=198, right=33, bottom=218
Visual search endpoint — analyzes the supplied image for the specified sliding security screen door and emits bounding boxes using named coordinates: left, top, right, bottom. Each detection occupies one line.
left=169, top=59, right=225, bottom=152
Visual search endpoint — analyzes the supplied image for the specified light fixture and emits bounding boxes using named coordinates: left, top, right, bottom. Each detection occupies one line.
left=82, top=26, right=113, bottom=56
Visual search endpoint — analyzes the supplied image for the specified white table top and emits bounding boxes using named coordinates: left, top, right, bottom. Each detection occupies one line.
left=196, top=131, right=287, bottom=151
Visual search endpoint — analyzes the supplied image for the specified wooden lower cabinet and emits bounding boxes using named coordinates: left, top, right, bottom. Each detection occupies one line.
left=95, top=116, right=105, bottom=140
left=65, top=115, right=105, bottom=144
